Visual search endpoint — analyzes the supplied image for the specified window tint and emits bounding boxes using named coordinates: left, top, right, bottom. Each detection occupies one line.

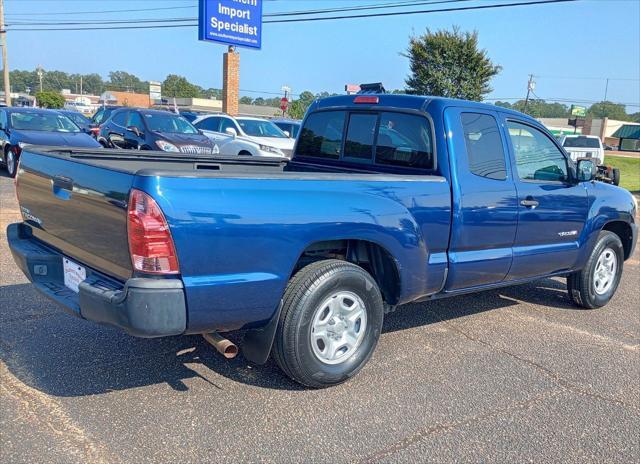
left=220, top=118, right=238, bottom=134
left=0, top=110, right=7, bottom=129
left=127, top=111, right=144, bottom=130
left=344, top=113, right=377, bottom=160
left=296, top=111, right=345, bottom=159
left=375, top=112, right=433, bottom=169
left=507, top=121, right=568, bottom=183
left=111, top=111, right=127, bottom=126
left=461, top=113, right=507, bottom=180
left=291, top=124, right=300, bottom=138
left=195, top=116, right=221, bottom=132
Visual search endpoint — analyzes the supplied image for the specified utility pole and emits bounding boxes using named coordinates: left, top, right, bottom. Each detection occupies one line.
left=0, top=0, right=11, bottom=106
left=37, top=65, right=44, bottom=92
left=80, top=75, right=83, bottom=95
left=603, top=78, right=609, bottom=102
left=523, top=74, right=535, bottom=114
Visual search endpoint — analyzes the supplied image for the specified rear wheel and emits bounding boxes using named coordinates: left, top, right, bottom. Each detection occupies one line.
left=5, top=147, right=17, bottom=178
left=567, top=231, right=624, bottom=308
left=273, top=259, right=384, bottom=388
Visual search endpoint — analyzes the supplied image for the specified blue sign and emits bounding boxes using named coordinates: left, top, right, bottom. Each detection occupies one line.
left=199, top=0, right=263, bottom=50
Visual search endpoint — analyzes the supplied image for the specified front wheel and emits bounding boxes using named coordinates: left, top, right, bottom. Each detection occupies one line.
left=567, top=231, right=624, bottom=308
left=273, top=259, right=384, bottom=388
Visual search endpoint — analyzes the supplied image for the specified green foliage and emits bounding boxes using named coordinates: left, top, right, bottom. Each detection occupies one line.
left=403, top=27, right=500, bottom=101
left=162, top=74, right=199, bottom=98
left=587, top=101, right=631, bottom=121
left=630, top=112, right=640, bottom=123
left=107, top=71, right=147, bottom=93
left=35, top=91, right=65, bottom=109
left=496, top=99, right=571, bottom=118
left=239, top=96, right=253, bottom=104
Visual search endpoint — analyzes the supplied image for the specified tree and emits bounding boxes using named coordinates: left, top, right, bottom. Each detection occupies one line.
left=587, top=101, right=630, bottom=121
left=108, top=70, right=147, bottom=93
left=36, top=91, right=65, bottom=109
left=287, top=91, right=316, bottom=119
left=162, top=74, right=199, bottom=98
left=403, top=27, right=500, bottom=101
left=239, top=96, right=253, bottom=104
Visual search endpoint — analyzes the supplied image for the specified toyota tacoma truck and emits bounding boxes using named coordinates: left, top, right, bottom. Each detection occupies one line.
left=8, top=94, right=638, bottom=388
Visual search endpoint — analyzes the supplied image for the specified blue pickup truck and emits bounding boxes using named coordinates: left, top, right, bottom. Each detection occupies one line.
left=8, top=94, right=637, bottom=387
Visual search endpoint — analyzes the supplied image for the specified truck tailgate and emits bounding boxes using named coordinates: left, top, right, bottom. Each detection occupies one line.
left=16, top=150, right=133, bottom=281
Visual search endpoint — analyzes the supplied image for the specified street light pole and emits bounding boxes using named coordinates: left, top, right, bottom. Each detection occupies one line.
left=37, top=65, right=43, bottom=92
left=0, top=0, right=11, bottom=106
left=523, top=74, right=535, bottom=114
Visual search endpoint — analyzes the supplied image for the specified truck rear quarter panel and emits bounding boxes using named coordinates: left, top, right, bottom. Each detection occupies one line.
left=133, top=174, right=451, bottom=333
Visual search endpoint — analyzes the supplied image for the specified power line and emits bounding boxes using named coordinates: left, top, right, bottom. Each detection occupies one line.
left=6, top=0, right=581, bottom=31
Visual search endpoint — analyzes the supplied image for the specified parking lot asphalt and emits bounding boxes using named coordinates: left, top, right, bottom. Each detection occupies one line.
left=0, top=171, right=638, bottom=463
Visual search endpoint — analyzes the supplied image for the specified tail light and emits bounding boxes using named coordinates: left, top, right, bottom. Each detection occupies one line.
left=127, top=189, right=179, bottom=274
left=354, top=96, right=379, bottom=104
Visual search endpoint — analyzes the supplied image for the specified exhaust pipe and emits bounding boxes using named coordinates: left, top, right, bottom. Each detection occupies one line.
left=202, top=332, right=239, bottom=359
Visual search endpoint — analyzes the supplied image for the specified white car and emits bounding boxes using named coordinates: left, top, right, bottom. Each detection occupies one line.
left=193, top=114, right=295, bottom=158
left=559, top=135, right=604, bottom=166
left=63, top=101, right=94, bottom=115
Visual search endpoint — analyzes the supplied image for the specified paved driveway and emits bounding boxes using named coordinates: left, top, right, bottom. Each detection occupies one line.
left=1, top=172, right=638, bottom=463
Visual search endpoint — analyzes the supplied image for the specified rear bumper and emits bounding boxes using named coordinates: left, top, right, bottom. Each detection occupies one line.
left=7, top=223, right=187, bottom=338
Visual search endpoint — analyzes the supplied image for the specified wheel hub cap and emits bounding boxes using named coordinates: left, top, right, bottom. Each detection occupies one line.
left=593, top=247, right=617, bottom=295
left=310, top=291, right=367, bottom=365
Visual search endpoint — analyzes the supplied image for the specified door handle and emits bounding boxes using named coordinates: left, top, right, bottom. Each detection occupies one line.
left=520, top=198, right=539, bottom=208
left=52, top=175, right=73, bottom=200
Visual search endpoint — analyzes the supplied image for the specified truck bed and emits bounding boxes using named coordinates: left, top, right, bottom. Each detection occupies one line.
left=15, top=146, right=451, bottom=333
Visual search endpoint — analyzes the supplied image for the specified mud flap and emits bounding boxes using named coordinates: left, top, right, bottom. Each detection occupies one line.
left=242, top=301, right=283, bottom=365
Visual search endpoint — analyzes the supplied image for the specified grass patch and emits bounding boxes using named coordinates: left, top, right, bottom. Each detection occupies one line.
left=604, top=155, right=640, bottom=194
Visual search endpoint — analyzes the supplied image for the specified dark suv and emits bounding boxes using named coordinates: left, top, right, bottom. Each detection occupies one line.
left=98, top=108, right=215, bottom=154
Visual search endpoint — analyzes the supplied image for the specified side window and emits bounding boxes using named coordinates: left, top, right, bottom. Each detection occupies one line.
left=0, top=110, right=7, bottom=129
left=195, top=117, right=221, bottom=132
left=291, top=124, right=300, bottom=138
left=93, top=108, right=104, bottom=125
left=111, top=111, right=128, bottom=127
left=296, top=111, right=346, bottom=159
left=461, top=113, right=507, bottom=180
left=219, top=118, right=238, bottom=134
left=127, top=112, right=144, bottom=130
left=375, top=112, right=433, bottom=169
left=344, top=113, right=377, bottom=160
left=507, top=121, right=569, bottom=183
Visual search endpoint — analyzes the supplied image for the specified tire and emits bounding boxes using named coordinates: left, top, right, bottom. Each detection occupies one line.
left=5, top=147, right=17, bottom=178
left=612, top=168, right=620, bottom=186
left=567, top=231, right=624, bottom=309
left=273, top=259, right=384, bottom=388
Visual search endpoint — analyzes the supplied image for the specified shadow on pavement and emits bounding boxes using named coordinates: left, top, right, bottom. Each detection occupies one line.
left=0, top=277, right=575, bottom=396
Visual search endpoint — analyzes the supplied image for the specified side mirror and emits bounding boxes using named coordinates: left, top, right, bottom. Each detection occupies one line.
left=127, top=126, right=143, bottom=137
left=283, top=130, right=291, bottom=138
left=577, top=158, right=597, bottom=182
left=225, top=127, right=237, bottom=138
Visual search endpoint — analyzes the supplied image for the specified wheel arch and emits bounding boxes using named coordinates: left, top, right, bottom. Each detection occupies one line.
left=290, top=239, right=402, bottom=305
left=602, top=220, right=634, bottom=260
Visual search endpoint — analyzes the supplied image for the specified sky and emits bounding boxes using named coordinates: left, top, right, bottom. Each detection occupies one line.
left=4, top=0, right=640, bottom=111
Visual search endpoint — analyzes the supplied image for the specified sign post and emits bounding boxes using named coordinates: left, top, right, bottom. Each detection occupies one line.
left=198, top=0, right=263, bottom=50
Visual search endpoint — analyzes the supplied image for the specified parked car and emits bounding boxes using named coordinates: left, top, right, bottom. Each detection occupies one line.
left=0, top=107, right=101, bottom=177
left=8, top=94, right=637, bottom=388
left=559, top=134, right=605, bottom=165
left=193, top=114, right=294, bottom=157
left=63, top=100, right=93, bottom=115
left=271, top=118, right=302, bottom=138
left=98, top=108, right=215, bottom=154
left=58, top=110, right=95, bottom=134
left=179, top=110, right=206, bottom=123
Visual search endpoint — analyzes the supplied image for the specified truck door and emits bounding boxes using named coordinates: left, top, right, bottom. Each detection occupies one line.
left=444, top=108, right=518, bottom=291
left=501, top=117, right=589, bottom=279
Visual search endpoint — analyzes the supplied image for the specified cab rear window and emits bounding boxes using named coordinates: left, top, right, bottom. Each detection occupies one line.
left=295, top=110, right=434, bottom=170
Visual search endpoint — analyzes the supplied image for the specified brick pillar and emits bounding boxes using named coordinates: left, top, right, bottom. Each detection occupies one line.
left=222, top=46, right=239, bottom=116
